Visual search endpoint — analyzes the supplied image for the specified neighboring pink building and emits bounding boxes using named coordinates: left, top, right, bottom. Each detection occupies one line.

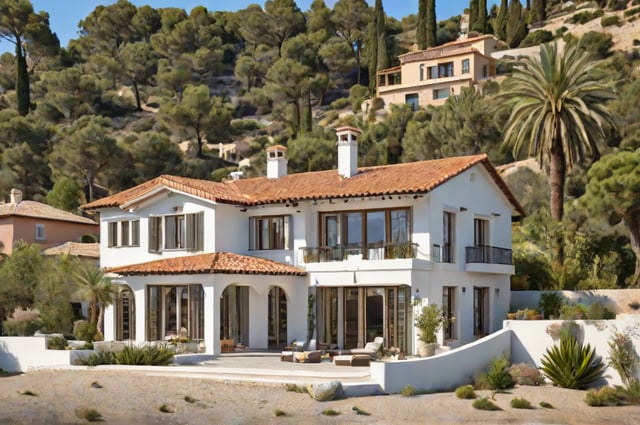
left=0, top=189, right=98, bottom=256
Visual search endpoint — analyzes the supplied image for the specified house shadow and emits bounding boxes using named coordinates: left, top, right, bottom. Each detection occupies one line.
left=0, top=339, right=20, bottom=374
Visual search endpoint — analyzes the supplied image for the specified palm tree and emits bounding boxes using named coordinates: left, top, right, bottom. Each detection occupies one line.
left=499, top=42, right=616, bottom=222
left=74, top=260, right=116, bottom=337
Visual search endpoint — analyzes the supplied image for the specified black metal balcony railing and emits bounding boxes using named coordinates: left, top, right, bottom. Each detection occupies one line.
left=432, top=244, right=454, bottom=263
left=300, top=242, right=418, bottom=263
left=465, top=245, right=512, bottom=265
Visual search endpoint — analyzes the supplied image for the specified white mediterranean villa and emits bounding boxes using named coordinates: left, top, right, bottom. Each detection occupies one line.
left=83, top=127, right=524, bottom=356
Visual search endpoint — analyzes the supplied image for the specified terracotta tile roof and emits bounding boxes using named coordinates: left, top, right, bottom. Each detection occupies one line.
left=106, top=252, right=306, bottom=276
left=82, top=154, right=524, bottom=216
left=0, top=200, right=98, bottom=225
left=43, top=242, right=100, bottom=258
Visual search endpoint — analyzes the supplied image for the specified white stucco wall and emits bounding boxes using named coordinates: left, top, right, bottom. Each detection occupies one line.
left=0, top=336, right=93, bottom=372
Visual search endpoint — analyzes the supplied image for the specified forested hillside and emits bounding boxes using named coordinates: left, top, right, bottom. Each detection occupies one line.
left=1, top=0, right=640, bottom=289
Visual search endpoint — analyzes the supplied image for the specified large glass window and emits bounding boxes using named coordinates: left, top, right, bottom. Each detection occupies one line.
left=249, top=215, right=291, bottom=250
left=433, top=88, right=450, bottom=100
left=146, top=285, right=204, bottom=342
left=438, top=62, right=454, bottom=77
left=148, top=212, right=203, bottom=252
left=320, top=208, right=411, bottom=259
left=405, top=93, right=419, bottom=111
left=443, top=286, right=456, bottom=340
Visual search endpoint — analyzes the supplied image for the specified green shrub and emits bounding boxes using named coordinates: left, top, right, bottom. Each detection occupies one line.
left=587, top=301, right=615, bottom=320
left=539, top=401, right=554, bottom=408
left=539, top=292, right=564, bottom=319
left=584, top=386, right=624, bottom=406
left=184, top=395, right=196, bottom=403
left=520, top=30, right=554, bottom=47
left=472, top=397, right=501, bottom=410
left=158, top=403, right=174, bottom=413
left=625, top=6, right=640, bottom=17
left=73, top=320, right=97, bottom=343
left=284, top=383, right=306, bottom=393
left=2, top=308, right=41, bottom=336
left=352, top=406, right=371, bottom=415
left=608, top=331, right=640, bottom=385
left=274, top=408, right=286, bottom=417
left=329, top=97, right=350, bottom=110
left=485, top=357, right=515, bottom=391
left=455, top=384, right=477, bottom=399
left=559, top=303, right=588, bottom=320
left=577, top=31, right=614, bottom=59
left=568, top=10, right=600, bottom=24
left=230, top=119, right=262, bottom=133
left=321, top=408, right=340, bottom=416
left=400, top=384, right=416, bottom=396
left=510, top=397, right=533, bottom=409
left=540, top=336, right=606, bottom=389
left=81, top=345, right=174, bottom=366
left=349, top=84, right=369, bottom=111
left=74, top=407, right=103, bottom=422
left=608, top=0, right=627, bottom=11
left=507, top=363, right=545, bottom=386
left=600, top=15, right=621, bottom=27
left=47, top=335, right=68, bottom=350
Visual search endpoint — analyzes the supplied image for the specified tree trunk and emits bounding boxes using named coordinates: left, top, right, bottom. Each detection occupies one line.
left=626, top=215, right=640, bottom=287
left=133, top=80, right=142, bottom=111
left=97, top=305, right=105, bottom=336
left=549, top=141, right=566, bottom=222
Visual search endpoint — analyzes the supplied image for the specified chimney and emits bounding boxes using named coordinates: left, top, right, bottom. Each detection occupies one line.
left=336, top=126, right=361, bottom=178
left=10, top=188, right=22, bottom=204
left=266, top=145, right=287, bottom=179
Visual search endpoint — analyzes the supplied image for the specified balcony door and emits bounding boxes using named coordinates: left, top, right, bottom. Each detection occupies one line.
left=474, top=218, right=489, bottom=262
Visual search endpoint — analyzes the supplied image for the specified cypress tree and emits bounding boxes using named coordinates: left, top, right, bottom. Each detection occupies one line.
left=472, top=0, right=488, bottom=33
left=426, top=0, right=437, bottom=47
left=417, top=0, right=427, bottom=49
left=368, top=0, right=388, bottom=94
left=506, top=0, right=527, bottom=48
left=531, top=0, right=546, bottom=23
left=469, top=0, right=479, bottom=33
left=494, top=0, right=508, bottom=40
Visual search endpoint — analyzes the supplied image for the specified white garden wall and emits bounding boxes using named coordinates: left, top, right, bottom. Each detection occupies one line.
left=0, top=336, right=92, bottom=372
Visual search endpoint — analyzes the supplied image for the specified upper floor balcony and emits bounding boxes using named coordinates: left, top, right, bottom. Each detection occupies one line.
left=300, top=241, right=419, bottom=264
left=465, top=245, right=512, bottom=265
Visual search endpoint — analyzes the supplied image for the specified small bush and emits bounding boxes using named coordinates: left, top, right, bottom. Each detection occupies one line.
left=485, top=357, right=515, bottom=391
left=559, top=303, right=588, bottom=320
left=625, top=6, right=640, bottom=17
left=284, top=383, right=306, bottom=393
left=330, top=97, right=350, bottom=110
left=539, top=401, right=554, bottom=409
left=80, top=345, right=174, bottom=366
left=608, top=331, right=640, bottom=386
left=184, top=395, right=196, bottom=403
left=539, top=292, right=564, bottom=319
left=73, top=320, right=97, bottom=343
left=520, top=30, right=554, bottom=47
left=321, top=408, right=340, bottom=416
left=74, top=407, right=103, bottom=422
left=400, top=384, right=416, bottom=396
left=472, top=397, right=501, bottom=410
left=600, top=15, right=621, bottom=27
left=455, top=385, right=477, bottom=399
left=47, top=335, right=68, bottom=350
left=352, top=406, right=371, bottom=415
left=274, top=408, right=286, bottom=417
left=587, top=301, right=615, bottom=320
left=2, top=308, right=41, bottom=336
left=20, top=390, right=37, bottom=396
left=508, top=363, right=545, bottom=386
left=349, top=84, right=369, bottom=111
left=510, top=397, right=533, bottom=409
left=158, top=403, right=174, bottom=413
left=584, top=386, right=624, bottom=406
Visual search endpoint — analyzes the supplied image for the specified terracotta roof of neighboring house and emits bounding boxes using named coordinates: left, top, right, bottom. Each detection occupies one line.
left=399, top=46, right=490, bottom=64
left=0, top=200, right=97, bottom=225
left=43, top=242, right=100, bottom=258
left=106, top=252, right=306, bottom=276
left=82, top=154, right=525, bottom=216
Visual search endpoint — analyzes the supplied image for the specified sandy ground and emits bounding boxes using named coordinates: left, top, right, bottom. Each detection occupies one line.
left=1, top=369, right=640, bottom=425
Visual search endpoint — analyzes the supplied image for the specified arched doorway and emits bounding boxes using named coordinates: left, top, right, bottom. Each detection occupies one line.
left=116, top=286, right=135, bottom=341
left=220, top=285, right=249, bottom=346
left=268, top=286, right=287, bottom=349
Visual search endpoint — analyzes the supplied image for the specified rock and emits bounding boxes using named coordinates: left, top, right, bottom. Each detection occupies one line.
left=306, top=381, right=344, bottom=401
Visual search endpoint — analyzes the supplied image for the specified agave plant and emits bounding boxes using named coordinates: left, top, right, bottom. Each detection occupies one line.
left=540, top=336, right=606, bottom=389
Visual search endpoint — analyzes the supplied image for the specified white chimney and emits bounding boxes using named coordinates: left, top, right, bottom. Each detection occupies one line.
left=336, top=126, right=361, bottom=178
left=266, top=145, right=288, bottom=179
left=10, top=188, right=22, bottom=204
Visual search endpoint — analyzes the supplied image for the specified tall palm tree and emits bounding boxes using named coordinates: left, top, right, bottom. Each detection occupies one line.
left=499, top=42, right=616, bottom=222
left=74, top=260, right=116, bottom=336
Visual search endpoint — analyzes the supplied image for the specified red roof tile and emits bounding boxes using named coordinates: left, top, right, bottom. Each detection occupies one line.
left=82, top=154, right=524, bottom=216
left=106, top=252, right=306, bottom=276
left=43, top=242, right=100, bottom=258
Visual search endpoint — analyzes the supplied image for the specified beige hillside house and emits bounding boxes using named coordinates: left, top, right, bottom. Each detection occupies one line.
left=376, top=35, right=498, bottom=110
left=83, top=127, right=524, bottom=356
left=0, top=188, right=98, bottom=256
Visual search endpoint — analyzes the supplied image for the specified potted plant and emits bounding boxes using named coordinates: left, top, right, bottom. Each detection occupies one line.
left=414, top=303, right=447, bottom=357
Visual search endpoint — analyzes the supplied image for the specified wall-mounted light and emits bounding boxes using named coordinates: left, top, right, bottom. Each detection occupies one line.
left=313, top=199, right=318, bottom=206
left=460, top=207, right=468, bottom=212
left=461, top=287, right=466, bottom=293
left=173, top=206, right=183, bottom=212
left=495, top=288, right=500, bottom=296
left=344, top=199, right=349, bottom=203
left=413, top=194, right=424, bottom=199
left=492, top=212, right=501, bottom=217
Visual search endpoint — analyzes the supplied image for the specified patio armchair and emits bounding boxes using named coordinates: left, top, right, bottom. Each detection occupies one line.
left=350, top=336, right=383, bottom=358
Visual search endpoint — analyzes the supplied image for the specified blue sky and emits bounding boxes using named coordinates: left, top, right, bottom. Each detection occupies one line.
left=21, top=1, right=489, bottom=51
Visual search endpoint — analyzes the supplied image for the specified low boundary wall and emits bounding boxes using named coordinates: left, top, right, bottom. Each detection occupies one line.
left=0, top=336, right=92, bottom=372
left=370, top=329, right=512, bottom=394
